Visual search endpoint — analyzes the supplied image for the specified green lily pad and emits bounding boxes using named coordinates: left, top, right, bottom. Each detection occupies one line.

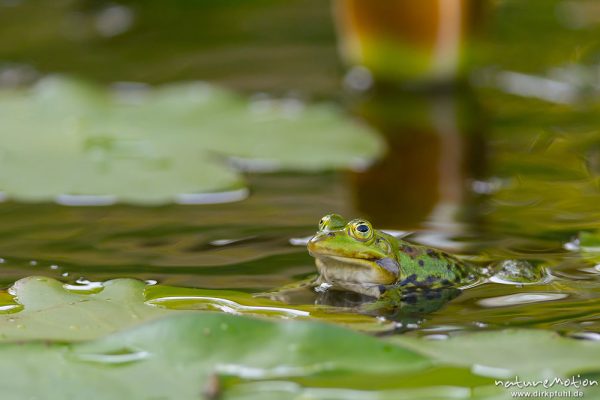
left=0, top=77, right=382, bottom=204
left=393, top=329, right=600, bottom=379
left=3, top=277, right=600, bottom=398
left=0, top=312, right=494, bottom=400
left=0, top=276, right=397, bottom=342
left=6, top=312, right=600, bottom=400
left=0, top=276, right=177, bottom=341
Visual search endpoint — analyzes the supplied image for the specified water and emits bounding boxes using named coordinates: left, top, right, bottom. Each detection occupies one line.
left=0, top=173, right=343, bottom=289
left=2, top=0, right=600, bottom=340
left=1, top=140, right=600, bottom=338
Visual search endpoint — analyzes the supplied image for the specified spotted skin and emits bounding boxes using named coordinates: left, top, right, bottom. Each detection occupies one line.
left=394, top=242, right=478, bottom=289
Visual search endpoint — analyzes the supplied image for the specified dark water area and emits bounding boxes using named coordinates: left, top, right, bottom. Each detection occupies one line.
left=3, top=0, right=600, bottom=340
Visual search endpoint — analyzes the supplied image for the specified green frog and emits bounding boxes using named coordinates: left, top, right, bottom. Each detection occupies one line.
left=308, top=214, right=548, bottom=299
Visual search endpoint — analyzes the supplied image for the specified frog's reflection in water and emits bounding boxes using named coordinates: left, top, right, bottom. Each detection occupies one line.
left=266, top=280, right=461, bottom=327
left=315, top=286, right=462, bottom=325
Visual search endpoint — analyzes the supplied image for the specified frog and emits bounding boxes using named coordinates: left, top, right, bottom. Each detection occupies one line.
left=307, top=214, right=548, bottom=300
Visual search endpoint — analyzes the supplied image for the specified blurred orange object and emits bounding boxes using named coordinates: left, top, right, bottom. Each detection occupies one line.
left=334, top=0, right=483, bottom=85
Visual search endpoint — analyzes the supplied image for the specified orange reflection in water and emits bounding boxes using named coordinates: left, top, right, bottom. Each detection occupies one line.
left=349, top=89, right=487, bottom=231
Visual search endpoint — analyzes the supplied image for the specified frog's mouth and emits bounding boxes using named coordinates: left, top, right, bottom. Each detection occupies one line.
left=312, top=254, right=399, bottom=286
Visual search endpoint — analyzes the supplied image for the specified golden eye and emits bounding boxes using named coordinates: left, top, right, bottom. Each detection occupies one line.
left=349, top=220, right=373, bottom=241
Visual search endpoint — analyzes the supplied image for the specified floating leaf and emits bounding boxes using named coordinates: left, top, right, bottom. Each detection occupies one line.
left=393, top=329, right=600, bottom=379
left=0, top=276, right=177, bottom=341
left=0, top=313, right=493, bottom=400
left=0, top=276, right=397, bottom=342
left=3, top=277, right=600, bottom=398
left=0, top=77, right=382, bottom=204
left=7, top=312, right=600, bottom=399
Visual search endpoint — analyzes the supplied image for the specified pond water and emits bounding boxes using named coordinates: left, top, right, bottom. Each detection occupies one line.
left=2, top=0, right=600, bottom=341
left=2, top=93, right=600, bottom=339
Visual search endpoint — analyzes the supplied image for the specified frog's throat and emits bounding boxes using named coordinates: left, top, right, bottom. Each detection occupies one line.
left=313, top=254, right=399, bottom=285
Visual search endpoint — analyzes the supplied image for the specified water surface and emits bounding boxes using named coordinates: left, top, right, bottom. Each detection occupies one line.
left=2, top=0, right=600, bottom=340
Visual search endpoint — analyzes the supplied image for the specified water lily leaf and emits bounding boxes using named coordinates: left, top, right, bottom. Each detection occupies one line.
left=0, top=276, right=176, bottom=341
left=0, top=77, right=382, bottom=204
left=0, top=276, right=397, bottom=342
left=0, top=313, right=495, bottom=400
left=393, top=329, right=600, bottom=379
left=4, top=312, right=600, bottom=400
left=4, top=277, right=600, bottom=399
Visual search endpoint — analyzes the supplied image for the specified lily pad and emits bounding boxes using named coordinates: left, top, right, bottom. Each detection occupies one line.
left=0, top=312, right=492, bottom=400
left=0, top=276, right=398, bottom=342
left=5, top=312, right=600, bottom=399
left=393, top=329, right=600, bottom=379
left=0, top=276, right=177, bottom=341
left=3, top=277, right=600, bottom=398
left=0, top=77, right=382, bottom=204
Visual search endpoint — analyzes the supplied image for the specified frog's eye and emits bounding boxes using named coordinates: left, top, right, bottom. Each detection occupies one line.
left=318, top=214, right=346, bottom=231
left=348, top=220, right=373, bottom=242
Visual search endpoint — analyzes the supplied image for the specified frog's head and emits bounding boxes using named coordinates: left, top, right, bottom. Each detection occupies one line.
left=307, top=214, right=400, bottom=286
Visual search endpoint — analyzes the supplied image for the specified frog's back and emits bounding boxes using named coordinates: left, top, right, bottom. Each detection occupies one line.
left=394, top=241, right=478, bottom=288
